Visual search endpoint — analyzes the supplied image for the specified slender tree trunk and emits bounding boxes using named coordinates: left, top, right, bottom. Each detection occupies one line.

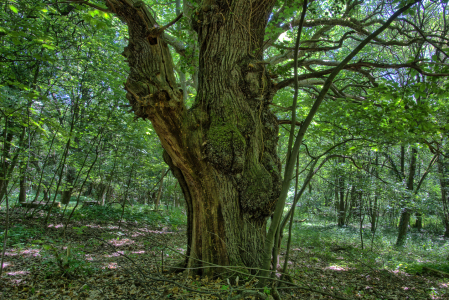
left=0, top=127, right=25, bottom=203
left=155, top=168, right=166, bottom=210
left=396, top=208, right=411, bottom=245
left=61, top=167, right=76, bottom=205
left=414, top=212, right=422, bottom=230
left=396, top=146, right=417, bottom=246
left=445, top=220, right=449, bottom=238
left=337, top=175, right=346, bottom=227
left=371, top=152, right=379, bottom=232
left=438, top=151, right=449, bottom=237
left=43, top=188, right=49, bottom=202
left=371, top=194, right=378, bottom=233
left=18, top=175, right=26, bottom=203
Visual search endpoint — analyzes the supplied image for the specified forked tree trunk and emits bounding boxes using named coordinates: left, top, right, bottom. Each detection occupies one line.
left=107, top=0, right=281, bottom=275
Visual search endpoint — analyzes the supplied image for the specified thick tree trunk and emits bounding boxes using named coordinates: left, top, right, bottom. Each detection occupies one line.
left=108, top=0, right=280, bottom=275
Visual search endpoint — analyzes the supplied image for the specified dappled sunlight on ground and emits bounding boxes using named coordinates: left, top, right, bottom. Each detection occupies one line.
left=47, top=223, right=64, bottom=228
left=1, top=214, right=445, bottom=300
left=103, top=262, right=119, bottom=269
left=108, top=238, right=135, bottom=247
left=137, top=227, right=178, bottom=234
left=325, top=265, right=348, bottom=271
left=84, top=224, right=103, bottom=229
left=7, top=270, right=30, bottom=276
left=104, top=251, right=125, bottom=258
left=4, top=248, right=42, bottom=258
left=131, top=232, right=145, bottom=237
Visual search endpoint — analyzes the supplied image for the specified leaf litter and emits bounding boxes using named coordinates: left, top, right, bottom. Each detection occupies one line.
left=1, top=212, right=448, bottom=300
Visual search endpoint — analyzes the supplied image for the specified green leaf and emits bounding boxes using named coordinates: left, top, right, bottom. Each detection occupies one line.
left=42, top=44, right=55, bottom=50
left=9, top=5, right=18, bottom=13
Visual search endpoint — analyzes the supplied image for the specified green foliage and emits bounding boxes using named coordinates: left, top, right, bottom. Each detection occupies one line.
left=263, top=286, right=271, bottom=295
left=399, top=262, right=449, bottom=275
left=287, top=215, right=448, bottom=278
left=0, top=224, right=43, bottom=248
left=42, top=244, right=97, bottom=278
left=70, top=204, right=187, bottom=228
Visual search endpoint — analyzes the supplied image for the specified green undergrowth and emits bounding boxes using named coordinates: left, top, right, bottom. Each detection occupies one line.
left=400, top=261, right=449, bottom=275
left=285, top=215, right=449, bottom=276
left=70, top=203, right=187, bottom=227
left=0, top=203, right=187, bottom=250
left=0, top=223, right=45, bottom=248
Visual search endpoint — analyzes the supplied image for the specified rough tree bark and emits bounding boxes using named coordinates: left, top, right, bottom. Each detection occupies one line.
left=106, top=0, right=281, bottom=276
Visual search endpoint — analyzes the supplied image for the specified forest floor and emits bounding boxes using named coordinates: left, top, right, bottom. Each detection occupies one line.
left=0, top=205, right=448, bottom=300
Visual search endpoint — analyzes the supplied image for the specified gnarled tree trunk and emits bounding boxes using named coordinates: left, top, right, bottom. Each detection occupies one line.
left=107, top=0, right=281, bottom=276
